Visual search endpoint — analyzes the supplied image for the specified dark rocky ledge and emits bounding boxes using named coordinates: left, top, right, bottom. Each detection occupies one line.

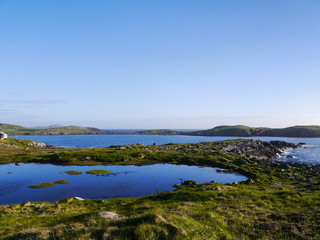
left=222, top=139, right=303, bottom=161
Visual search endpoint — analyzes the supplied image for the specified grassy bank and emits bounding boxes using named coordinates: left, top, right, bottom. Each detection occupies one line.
left=0, top=138, right=319, bottom=239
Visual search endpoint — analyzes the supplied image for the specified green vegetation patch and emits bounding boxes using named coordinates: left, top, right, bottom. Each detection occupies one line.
left=29, top=179, right=69, bottom=188
left=29, top=182, right=55, bottom=189
left=85, top=169, right=111, bottom=175
left=54, top=179, right=69, bottom=184
left=65, top=170, right=82, bottom=175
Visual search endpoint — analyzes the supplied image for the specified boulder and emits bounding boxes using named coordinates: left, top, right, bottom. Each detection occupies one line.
left=94, top=212, right=124, bottom=220
left=28, top=141, right=47, bottom=148
left=74, top=197, right=84, bottom=201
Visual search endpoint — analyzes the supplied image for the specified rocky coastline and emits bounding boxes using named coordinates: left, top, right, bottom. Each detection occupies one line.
left=221, top=139, right=304, bottom=160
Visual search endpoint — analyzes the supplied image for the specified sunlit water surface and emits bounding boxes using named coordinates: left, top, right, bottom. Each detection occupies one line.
left=0, top=163, right=246, bottom=204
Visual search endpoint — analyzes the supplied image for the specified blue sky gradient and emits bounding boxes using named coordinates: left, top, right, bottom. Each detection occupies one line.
left=1, top=0, right=319, bottom=128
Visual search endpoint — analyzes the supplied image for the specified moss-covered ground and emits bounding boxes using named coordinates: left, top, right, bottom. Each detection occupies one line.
left=0, top=138, right=319, bottom=239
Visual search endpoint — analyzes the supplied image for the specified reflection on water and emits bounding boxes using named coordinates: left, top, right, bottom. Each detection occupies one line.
left=0, top=163, right=247, bottom=204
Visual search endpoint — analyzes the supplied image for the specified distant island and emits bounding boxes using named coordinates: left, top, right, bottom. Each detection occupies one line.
left=1, top=123, right=320, bottom=138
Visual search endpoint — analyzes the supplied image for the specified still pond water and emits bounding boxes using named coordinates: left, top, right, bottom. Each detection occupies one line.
left=0, top=163, right=246, bottom=204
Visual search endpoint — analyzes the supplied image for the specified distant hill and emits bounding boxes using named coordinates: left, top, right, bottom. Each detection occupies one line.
left=137, top=129, right=183, bottom=135
left=262, top=126, right=320, bottom=137
left=0, top=123, right=127, bottom=135
left=48, top=124, right=65, bottom=129
left=187, top=125, right=268, bottom=137
left=187, top=125, right=320, bottom=138
left=32, top=124, right=65, bottom=129
left=0, top=123, right=37, bottom=135
left=31, top=126, right=110, bottom=135
left=2, top=123, right=320, bottom=137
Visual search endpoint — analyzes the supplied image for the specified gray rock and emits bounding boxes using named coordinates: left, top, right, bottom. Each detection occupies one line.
left=222, top=139, right=299, bottom=161
left=28, top=141, right=47, bottom=147
left=94, top=212, right=124, bottom=220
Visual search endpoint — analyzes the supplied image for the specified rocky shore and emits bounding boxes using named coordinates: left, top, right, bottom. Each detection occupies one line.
left=221, top=139, right=320, bottom=176
left=221, top=139, right=303, bottom=160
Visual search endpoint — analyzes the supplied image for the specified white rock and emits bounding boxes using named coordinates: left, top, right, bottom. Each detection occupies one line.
left=74, top=197, right=85, bottom=201
left=94, top=212, right=124, bottom=220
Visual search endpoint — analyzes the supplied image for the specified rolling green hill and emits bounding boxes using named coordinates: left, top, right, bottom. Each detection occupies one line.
left=187, top=125, right=268, bottom=137
left=0, top=123, right=114, bottom=135
left=188, top=125, right=320, bottom=137
left=0, top=123, right=37, bottom=135
left=262, top=125, right=320, bottom=137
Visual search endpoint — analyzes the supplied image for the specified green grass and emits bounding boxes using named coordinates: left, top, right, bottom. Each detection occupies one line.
left=65, top=170, right=82, bottom=175
left=86, top=169, right=111, bottom=175
left=3, top=181, right=320, bottom=239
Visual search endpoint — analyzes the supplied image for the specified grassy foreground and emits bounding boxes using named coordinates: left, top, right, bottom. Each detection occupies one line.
left=0, top=138, right=319, bottom=239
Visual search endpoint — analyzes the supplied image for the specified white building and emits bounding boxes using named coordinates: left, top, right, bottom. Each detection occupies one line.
left=0, top=132, right=8, bottom=139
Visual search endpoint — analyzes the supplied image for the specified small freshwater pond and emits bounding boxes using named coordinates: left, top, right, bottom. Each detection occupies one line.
left=0, top=163, right=247, bottom=204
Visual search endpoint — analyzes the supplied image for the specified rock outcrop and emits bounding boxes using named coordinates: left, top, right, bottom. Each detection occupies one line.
left=222, top=139, right=302, bottom=161
left=28, top=141, right=47, bottom=148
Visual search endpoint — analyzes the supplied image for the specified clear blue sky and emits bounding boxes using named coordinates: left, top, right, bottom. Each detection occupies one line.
left=1, top=0, right=319, bottom=129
